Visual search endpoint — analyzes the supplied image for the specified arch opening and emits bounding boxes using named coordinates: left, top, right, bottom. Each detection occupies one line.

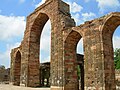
left=77, top=39, right=84, bottom=90
left=29, top=13, right=50, bottom=87
left=14, top=50, right=21, bottom=86
left=40, top=20, right=51, bottom=87
left=64, top=30, right=84, bottom=90
left=102, top=15, right=120, bottom=89
left=113, top=26, right=120, bottom=88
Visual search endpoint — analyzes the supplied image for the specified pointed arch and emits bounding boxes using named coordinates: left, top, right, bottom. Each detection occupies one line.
left=100, top=13, right=120, bottom=89
left=14, top=50, right=21, bottom=86
left=64, top=30, right=84, bottom=90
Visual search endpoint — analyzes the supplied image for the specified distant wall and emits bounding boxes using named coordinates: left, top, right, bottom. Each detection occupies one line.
left=0, top=68, right=10, bottom=83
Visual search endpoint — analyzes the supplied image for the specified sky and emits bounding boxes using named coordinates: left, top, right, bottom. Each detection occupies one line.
left=0, top=0, right=120, bottom=68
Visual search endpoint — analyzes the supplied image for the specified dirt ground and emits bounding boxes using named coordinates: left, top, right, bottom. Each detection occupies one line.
left=0, top=84, right=120, bottom=90
left=0, top=84, right=50, bottom=90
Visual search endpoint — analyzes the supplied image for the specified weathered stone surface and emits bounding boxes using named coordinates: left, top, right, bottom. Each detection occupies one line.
left=10, top=0, right=120, bottom=90
left=0, top=66, right=10, bottom=83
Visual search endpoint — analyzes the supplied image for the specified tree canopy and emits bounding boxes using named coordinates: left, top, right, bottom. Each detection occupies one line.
left=114, top=48, right=120, bottom=69
left=0, top=65, right=5, bottom=70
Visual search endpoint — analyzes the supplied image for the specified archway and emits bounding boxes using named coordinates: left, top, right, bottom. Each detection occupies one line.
left=113, top=26, right=120, bottom=88
left=28, top=12, right=51, bottom=87
left=113, top=26, right=120, bottom=69
left=101, top=14, right=120, bottom=89
left=10, top=0, right=77, bottom=88
left=14, top=50, right=21, bottom=86
left=40, top=20, right=51, bottom=87
left=77, top=39, right=84, bottom=90
left=64, top=30, right=84, bottom=90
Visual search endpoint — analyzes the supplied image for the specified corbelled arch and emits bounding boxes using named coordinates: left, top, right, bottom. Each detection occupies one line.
left=100, top=13, right=120, bottom=90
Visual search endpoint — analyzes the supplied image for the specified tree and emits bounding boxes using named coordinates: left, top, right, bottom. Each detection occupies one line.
left=114, top=48, right=120, bottom=69
left=0, top=65, right=5, bottom=70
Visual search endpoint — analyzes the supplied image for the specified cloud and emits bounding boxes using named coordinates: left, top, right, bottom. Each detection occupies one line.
left=64, top=1, right=96, bottom=25
left=0, top=15, right=26, bottom=41
left=113, top=36, right=120, bottom=49
left=0, top=14, right=25, bottom=68
left=19, top=0, right=25, bottom=3
left=81, top=12, right=96, bottom=21
left=35, top=0, right=46, bottom=8
left=0, top=42, right=20, bottom=68
left=72, top=12, right=96, bottom=25
left=96, top=0, right=120, bottom=13
left=72, top=13, right=81, bottom=25
left=66, top=1, right=83, bottom=13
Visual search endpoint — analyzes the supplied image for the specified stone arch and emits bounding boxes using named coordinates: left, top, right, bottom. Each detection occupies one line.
left=100, top=13, right=120, bottom=89
left=64, top=30, right=84, bottom=90
left=102, top=13, right=120, bottom=37
left=14, top=50, right=21, bottom=86
left=10, top=0, right=76, bottom=89
left=27, top=12, right=51, bottom=87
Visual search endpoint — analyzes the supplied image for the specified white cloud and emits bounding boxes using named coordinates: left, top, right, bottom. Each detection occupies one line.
left=71, top=2, right=83, bottom=13
left=0, top=42, right=20, bottom=68
left=0, top=15, right=26, bottom=41
left=19, top=0, right=25, bottom=3
left=35, top=0, right=46, bottom=8
left=72, top=12, right=96, bottom=25
left=64, top=1, right=96, bottom=25
left=96, top=0, right=120, bottom=13
left=113, top=36, right=120, bottom=49
left=81, top=12, right=96, bottom=21
left=66, top=1, right=83, bottom=13
left=72, top=13, right=81, bottom=25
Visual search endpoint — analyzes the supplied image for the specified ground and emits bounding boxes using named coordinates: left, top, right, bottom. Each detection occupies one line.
left=0, top=84, right=50, bottom=90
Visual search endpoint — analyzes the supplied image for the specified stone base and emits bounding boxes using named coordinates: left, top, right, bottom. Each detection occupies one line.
left=85, top=87, right=105, bottom=90
left=51, top=86, right=78, bottom=90
left=51, top=86, right=64, bottom=90
left=20, top=83, right=25, bottom=87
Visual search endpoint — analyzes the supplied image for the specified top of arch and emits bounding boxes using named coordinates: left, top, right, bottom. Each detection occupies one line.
left=29, top=0, right=70, bottom=17
left=73, top=12, right=120, bottom=29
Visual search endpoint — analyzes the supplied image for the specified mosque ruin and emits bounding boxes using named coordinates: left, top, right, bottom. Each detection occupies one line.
left=10, top=0, right=120, bottom=90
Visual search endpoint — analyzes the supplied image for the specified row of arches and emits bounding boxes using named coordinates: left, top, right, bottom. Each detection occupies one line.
left=13, top=12, right=120, bottom=90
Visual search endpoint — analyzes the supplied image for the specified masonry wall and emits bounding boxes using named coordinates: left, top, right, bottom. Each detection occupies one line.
left=10, top=0, right=120, bottom=90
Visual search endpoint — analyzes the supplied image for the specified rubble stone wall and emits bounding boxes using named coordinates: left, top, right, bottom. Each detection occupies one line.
left=10, top=0, right=120, bottom=90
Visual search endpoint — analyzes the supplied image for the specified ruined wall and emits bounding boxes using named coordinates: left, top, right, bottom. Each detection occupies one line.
left=10, top=0, right=120, bottom=90
left=71, top=12, right=120, bottom=90
left=10, top=0, right=76, bottom=89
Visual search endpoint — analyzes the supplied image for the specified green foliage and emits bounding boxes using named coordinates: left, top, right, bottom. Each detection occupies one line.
left=0, top=65, right=5, bottom=70
left=114, top=48, right=120, bottom=69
